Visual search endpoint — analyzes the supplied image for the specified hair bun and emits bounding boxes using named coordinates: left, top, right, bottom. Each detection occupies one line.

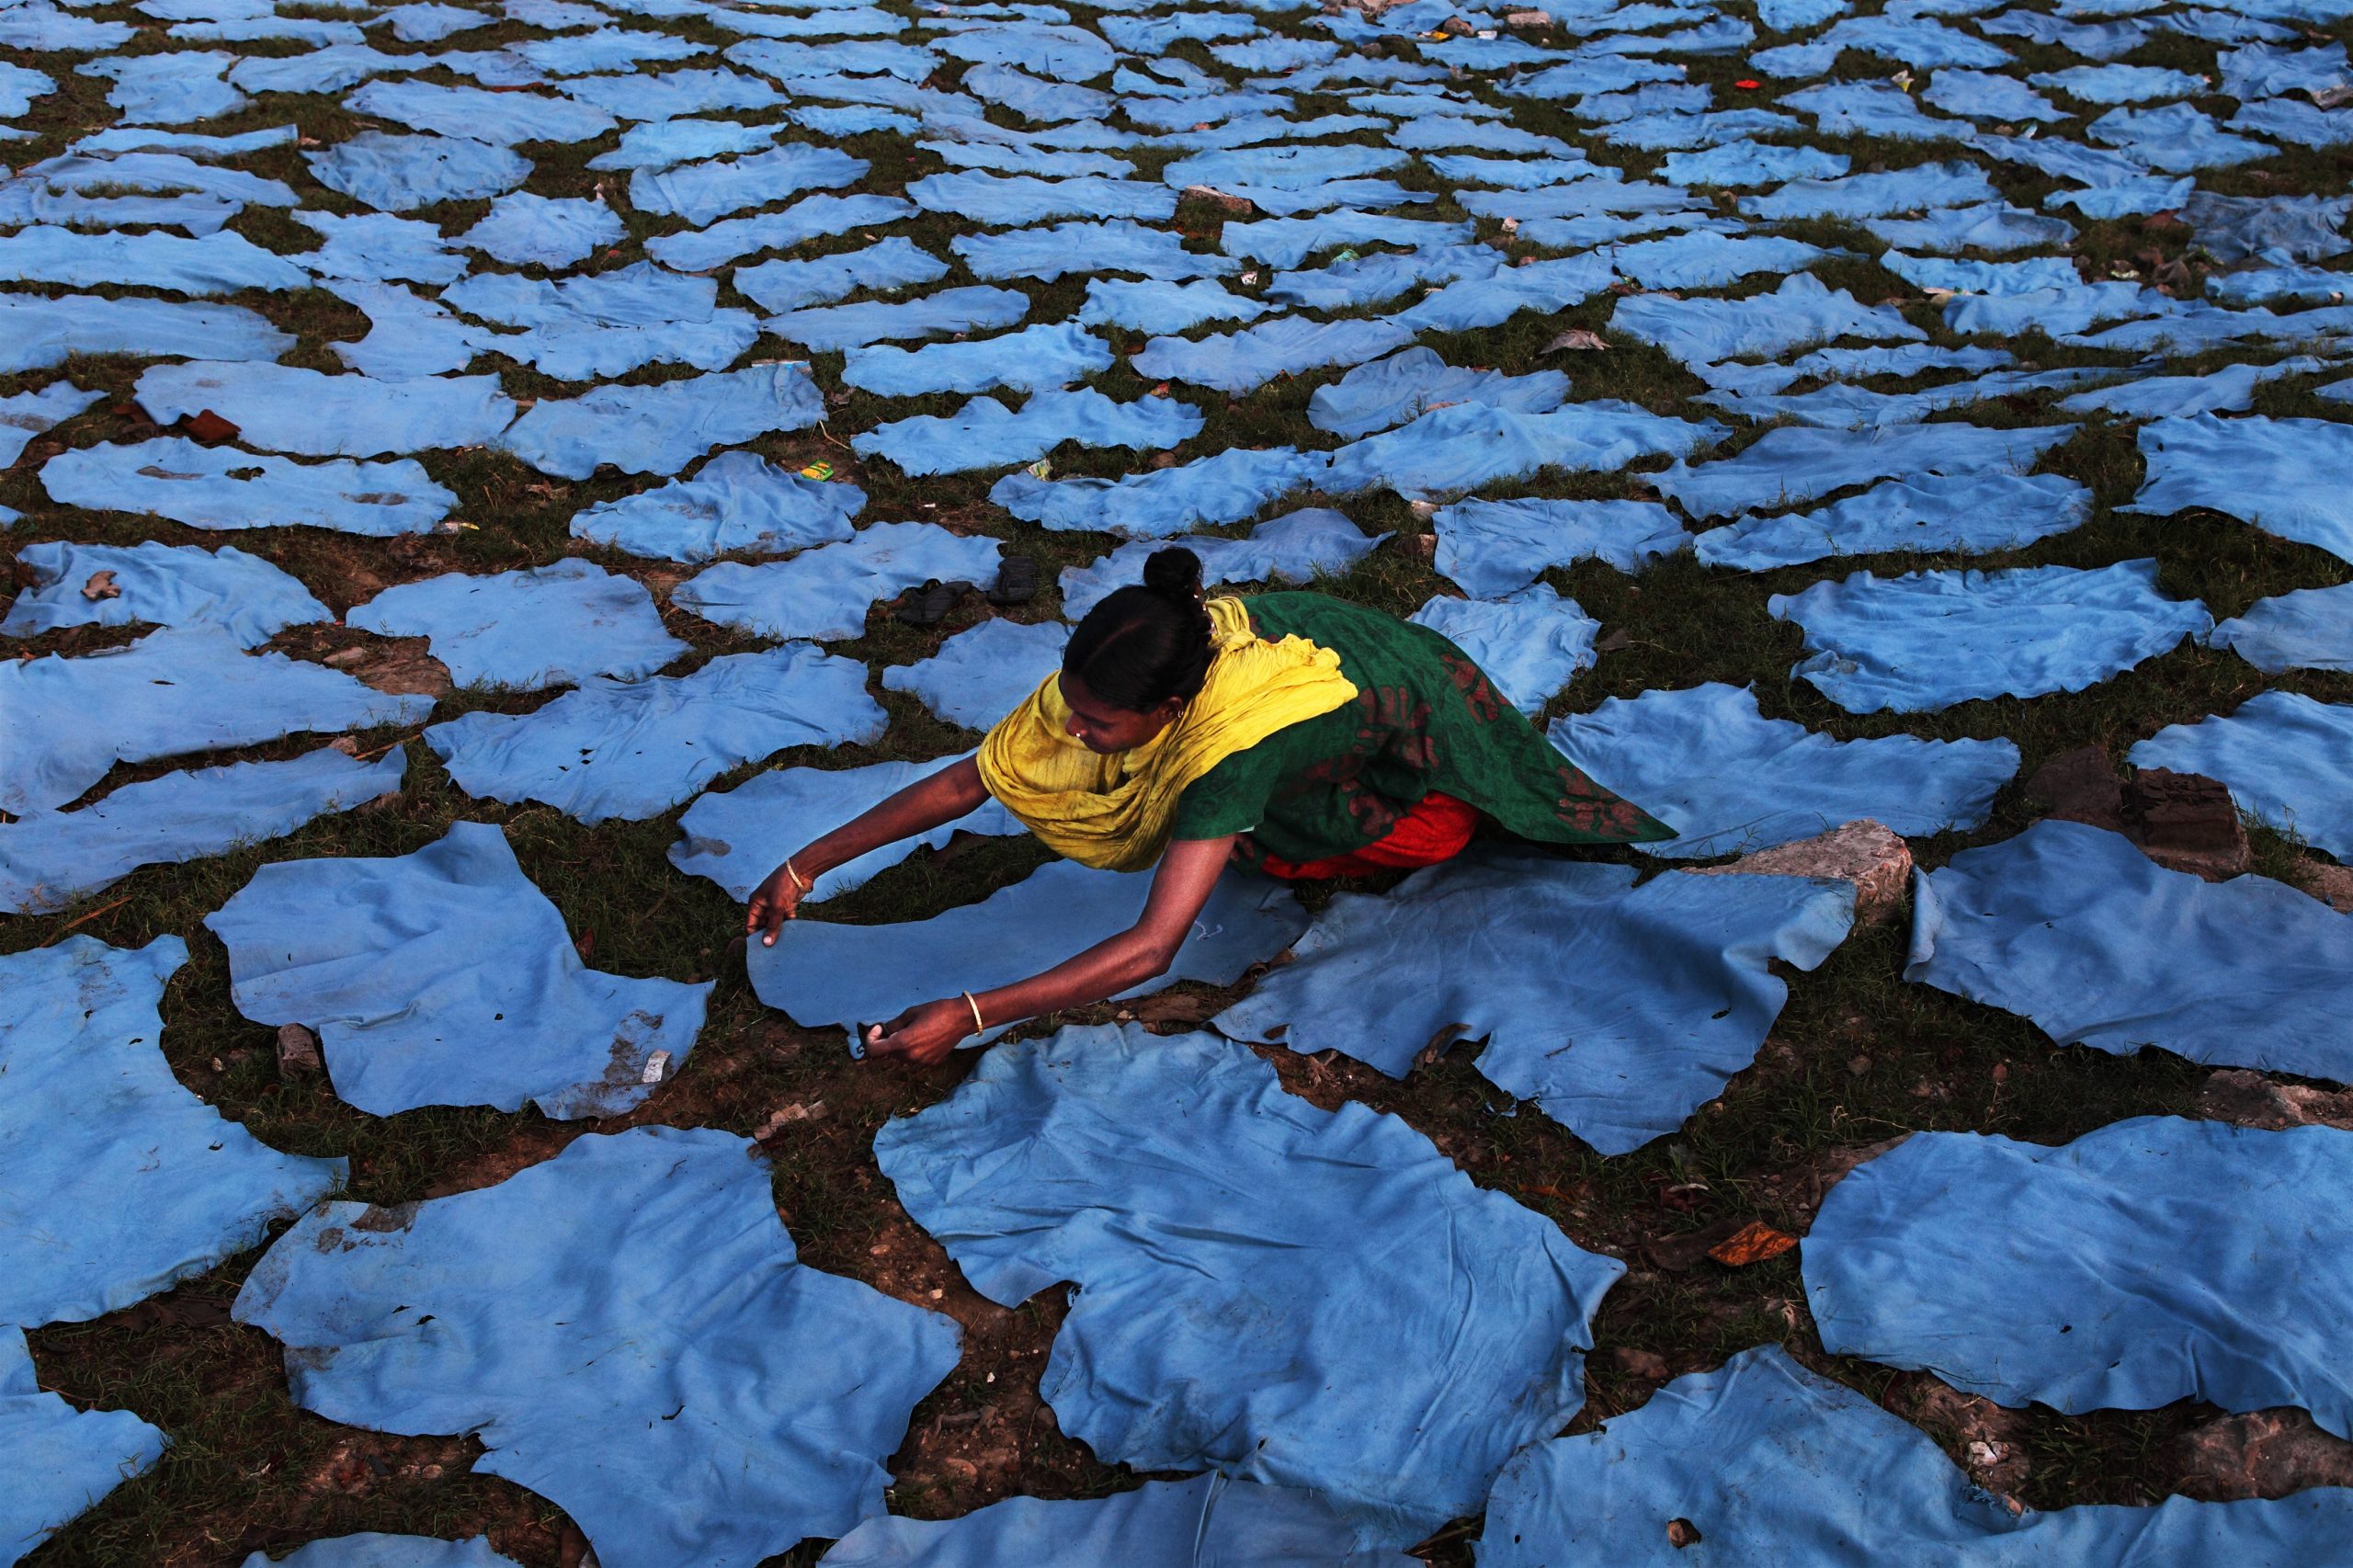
left=1141, top=546, right=1204, bottom=602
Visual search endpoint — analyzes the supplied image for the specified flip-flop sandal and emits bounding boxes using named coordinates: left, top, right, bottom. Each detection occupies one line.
left=896, top=579, right=958, bottom=626
left=987, top=554, right=1040, bottom=606
left=900, top=579, right=983, bottom=626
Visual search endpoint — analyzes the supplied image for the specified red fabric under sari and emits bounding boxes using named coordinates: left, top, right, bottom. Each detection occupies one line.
left=1252, top=790, right=1483, bottom=881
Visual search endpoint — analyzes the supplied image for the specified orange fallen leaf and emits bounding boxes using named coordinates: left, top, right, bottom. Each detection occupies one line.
left=1706, top=1220, right=1798, bottom=1267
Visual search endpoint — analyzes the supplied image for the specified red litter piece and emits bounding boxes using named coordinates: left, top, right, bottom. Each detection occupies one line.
left=1735, top=78, right=1761, bottom=88
left=184, top=409, right=241, bottom=445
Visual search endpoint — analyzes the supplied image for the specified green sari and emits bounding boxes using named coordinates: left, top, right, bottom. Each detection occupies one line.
left=1169, top=592, right=1674, bottom=864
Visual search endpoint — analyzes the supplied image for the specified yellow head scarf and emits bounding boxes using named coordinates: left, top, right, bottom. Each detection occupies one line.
left=977, top=597, right=1358, bottom=871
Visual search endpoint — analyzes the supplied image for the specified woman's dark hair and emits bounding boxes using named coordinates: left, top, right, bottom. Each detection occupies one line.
left=1061, top=547, right=1215, bottom=711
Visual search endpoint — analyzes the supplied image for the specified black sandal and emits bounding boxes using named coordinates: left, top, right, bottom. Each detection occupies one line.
left=987, top=554, right=1040, bottom=606
left=896, top=579, right=969, bottom=626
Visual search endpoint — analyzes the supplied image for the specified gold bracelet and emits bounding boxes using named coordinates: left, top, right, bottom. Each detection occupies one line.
left=783, top=858, right=811, bottom=893
left=961, top=990, right=985, bottom=1034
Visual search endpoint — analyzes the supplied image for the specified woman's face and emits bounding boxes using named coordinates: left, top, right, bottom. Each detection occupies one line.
left=1059, top=673, right=1185, bottom=755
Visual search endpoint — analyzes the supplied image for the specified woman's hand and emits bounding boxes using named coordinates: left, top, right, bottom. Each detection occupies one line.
left=745, top=860, right=809, bottom=946
left=864, top=999, right=973, bottom=1067
left=739, top=757, right=991, bottom=948
left=853, top=836, right=1235, bottom=1068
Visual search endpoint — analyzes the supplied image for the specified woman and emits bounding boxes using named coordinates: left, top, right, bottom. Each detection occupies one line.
left=747, top=548, right=1672, bottom=1064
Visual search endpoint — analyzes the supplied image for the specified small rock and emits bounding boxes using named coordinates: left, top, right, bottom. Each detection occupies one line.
left=2127, top=768, right=2248, bottom=880
left=1438, top=14, right=1476, bottom=33
left=79, top=569, right=120, bottom=602
left=2199, top=1069, right=2353, bottom=1131
left=2027, top=744, right=2126, bottom=833
left=2177, top=1407, right=2353, bottom=1500
left=276, top=1023, right=323, bottom=1075
left=1687, top=820, right=1912, bottom=925
left=1505, top=7, right=1552, bottom=24
left=1665, top=1518, right=1701, bottom=1549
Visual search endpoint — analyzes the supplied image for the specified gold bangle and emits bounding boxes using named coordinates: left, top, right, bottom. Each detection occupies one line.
left=783, top=858, right=811, bottom=893
left=961, top=990, right=985, bottom=1034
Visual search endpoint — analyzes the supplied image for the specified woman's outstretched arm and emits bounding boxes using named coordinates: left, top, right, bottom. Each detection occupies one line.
left=746, top=756, right=990, bottom=944
left=864, top=835, right=1236, bottom=1066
